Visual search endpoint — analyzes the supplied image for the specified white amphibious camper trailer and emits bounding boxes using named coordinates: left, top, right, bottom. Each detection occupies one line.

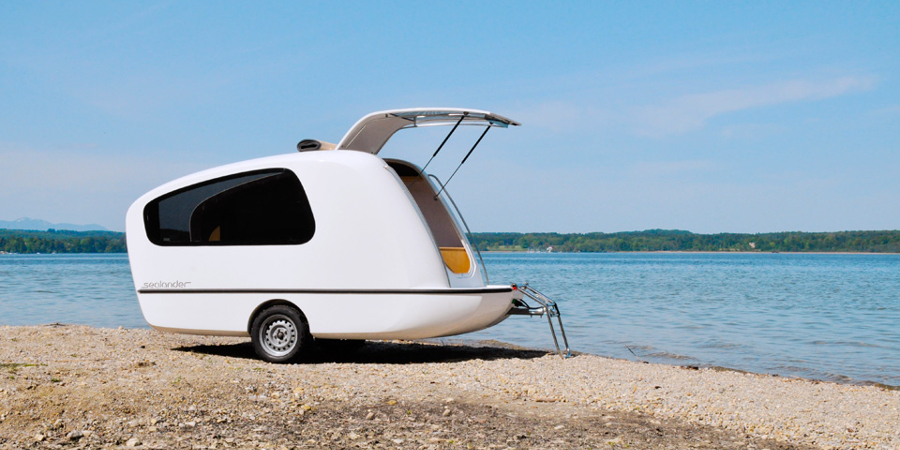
left=126, top=108, right=569, bottom=362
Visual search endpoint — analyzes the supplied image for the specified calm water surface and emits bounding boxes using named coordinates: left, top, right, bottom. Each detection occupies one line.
left=1, top=252, right=898, bottom=386
left=0, top=254, right=141, bottom=328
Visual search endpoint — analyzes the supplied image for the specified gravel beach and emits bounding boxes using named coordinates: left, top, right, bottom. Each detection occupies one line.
left=0, top=325, right=897, bottom=449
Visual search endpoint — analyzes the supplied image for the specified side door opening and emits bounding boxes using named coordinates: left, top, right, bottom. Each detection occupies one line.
left=387, top=161, right=471, bottom=274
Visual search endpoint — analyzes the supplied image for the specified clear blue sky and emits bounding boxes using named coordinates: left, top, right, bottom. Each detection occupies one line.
left=2, top=1, right=898, bottom=233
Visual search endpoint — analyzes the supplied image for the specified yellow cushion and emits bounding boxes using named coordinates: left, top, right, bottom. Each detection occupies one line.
left=440, top=247, right=470, bottom=274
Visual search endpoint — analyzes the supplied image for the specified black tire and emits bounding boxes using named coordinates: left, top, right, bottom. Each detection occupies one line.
left=250, top=305, right=309, bottom=363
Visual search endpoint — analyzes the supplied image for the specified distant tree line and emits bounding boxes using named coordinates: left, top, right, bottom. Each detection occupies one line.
left=4, top=228, right=899, bottom=254
left=469, top=229, right=900, bottom=253
left=0, top=229, right=126, bottom=254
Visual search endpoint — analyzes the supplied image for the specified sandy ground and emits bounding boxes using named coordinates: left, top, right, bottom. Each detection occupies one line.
left=0, top=325, right=897, bottom=449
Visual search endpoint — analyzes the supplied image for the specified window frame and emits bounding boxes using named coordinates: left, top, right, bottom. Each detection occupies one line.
left=143, top=168, right=316, bottom=247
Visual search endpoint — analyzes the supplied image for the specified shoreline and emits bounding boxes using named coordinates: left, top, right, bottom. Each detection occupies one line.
left=7, top=322, right=898, bottom=391
left=4, top=323, right=895, bottom=391
left=481, top=250, right=900, bottom=255
left=428, top=337, right=900, bottom=390
left=2, top=325, right=898, bottom=449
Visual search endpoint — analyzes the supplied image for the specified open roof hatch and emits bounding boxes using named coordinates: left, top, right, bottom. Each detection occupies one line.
left=335, top=108, right=520, bottom=155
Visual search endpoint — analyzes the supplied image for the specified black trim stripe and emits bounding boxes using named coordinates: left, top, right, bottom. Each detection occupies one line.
left=138, top=287, right=513, bottom=295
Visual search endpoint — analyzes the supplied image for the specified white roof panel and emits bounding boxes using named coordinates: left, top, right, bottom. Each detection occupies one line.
left=335, top=108, right=520, bottom=154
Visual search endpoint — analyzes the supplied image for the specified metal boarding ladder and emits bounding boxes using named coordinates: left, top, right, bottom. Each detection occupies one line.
left=509, top=285, right=572, bottom=358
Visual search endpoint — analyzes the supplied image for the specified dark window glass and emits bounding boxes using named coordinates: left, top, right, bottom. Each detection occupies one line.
left=144, top=169, right=315, bottom=246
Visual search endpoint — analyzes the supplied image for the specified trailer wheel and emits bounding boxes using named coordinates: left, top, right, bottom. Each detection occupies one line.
left=251, top=305, right=309, bottom=363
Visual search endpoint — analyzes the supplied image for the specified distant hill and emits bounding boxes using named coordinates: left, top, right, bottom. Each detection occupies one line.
left=0, top=217, right=109, bottom=232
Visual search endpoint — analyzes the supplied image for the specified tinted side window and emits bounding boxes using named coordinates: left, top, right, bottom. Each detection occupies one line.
left=144, top=169, right=315, bottom=246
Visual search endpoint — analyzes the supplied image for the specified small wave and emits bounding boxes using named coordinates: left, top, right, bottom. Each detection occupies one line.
left=771, top=364, right=900, bottom=388
left=700, top=340, right=745, bottom=350
left=624, top=344, right=655, bottom=352
left=809, top=340, right=886, bottom=349
left=646, top=351, right=695, bottom=361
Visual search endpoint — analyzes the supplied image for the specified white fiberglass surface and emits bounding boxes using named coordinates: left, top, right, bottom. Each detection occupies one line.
left=336, top=108, right=519, bottom=155
left=126, top=151, right=449, bottom=293
left=138, top=291, right=513, bottom=339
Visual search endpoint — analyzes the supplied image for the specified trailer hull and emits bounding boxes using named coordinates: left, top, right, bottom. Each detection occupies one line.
left=138, top=287, right=514, bottom=340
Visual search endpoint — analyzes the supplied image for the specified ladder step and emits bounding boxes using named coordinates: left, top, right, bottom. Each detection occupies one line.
left=509, top=285, right=572, bottom=358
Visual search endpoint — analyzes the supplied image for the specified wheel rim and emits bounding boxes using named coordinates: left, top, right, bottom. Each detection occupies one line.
left=260, top=315, right=297, bottom=357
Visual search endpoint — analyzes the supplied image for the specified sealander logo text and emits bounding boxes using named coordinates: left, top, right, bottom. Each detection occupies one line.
left=142, top=280, right=192, bottom=289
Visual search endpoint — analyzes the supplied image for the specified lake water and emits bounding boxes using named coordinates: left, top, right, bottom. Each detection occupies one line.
left=1, top=252, right=898, bottom=386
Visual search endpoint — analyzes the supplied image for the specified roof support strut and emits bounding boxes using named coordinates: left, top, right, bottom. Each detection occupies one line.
left=434, top=125, right=490, bottom=199
left=420, top=113, right=467, bottom=175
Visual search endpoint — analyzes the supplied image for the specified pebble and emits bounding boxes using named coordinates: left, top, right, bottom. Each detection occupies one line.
left=66, top=430, right=84, bottom=440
